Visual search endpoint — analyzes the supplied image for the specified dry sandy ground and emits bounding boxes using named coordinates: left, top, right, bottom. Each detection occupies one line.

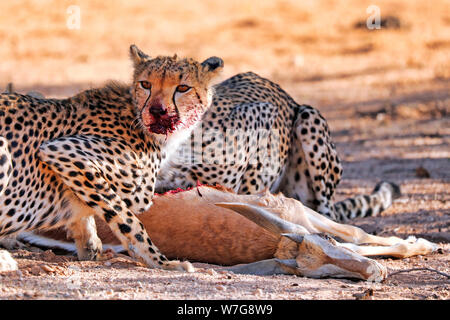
left=0, top=0, right=449, bottom=300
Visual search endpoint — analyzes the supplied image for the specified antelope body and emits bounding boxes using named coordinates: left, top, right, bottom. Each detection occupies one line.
left=22, top=185, right=438, bottom=282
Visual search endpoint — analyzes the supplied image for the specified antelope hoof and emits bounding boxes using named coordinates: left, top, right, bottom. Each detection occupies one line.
left=416, top=237, right=439, bottom=254
left=366, top=259, right=388, bottom=282
left=163, top=260, right=195, bottom=273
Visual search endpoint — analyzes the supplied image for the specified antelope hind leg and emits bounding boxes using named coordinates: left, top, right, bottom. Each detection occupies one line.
left=337, top=237, right=438, bottom=259
left=223, top=259, right=292, bottom=276
left=303, top=206, right=439, bottom=257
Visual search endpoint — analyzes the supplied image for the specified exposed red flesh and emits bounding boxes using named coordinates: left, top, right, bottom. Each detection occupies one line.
left=147, top=113, right=180, bottom=135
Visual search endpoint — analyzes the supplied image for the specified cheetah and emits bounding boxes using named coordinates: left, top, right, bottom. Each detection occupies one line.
left=0, top=45, right=224, bottom=271
left=156, top=72, right=401, bottom=222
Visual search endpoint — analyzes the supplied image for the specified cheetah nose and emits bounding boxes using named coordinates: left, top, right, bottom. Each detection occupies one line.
left=149, top=105, right=167, bottom=117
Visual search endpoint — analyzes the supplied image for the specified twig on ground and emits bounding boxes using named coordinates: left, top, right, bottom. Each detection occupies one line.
left=388, top=267, right=450, bottom=279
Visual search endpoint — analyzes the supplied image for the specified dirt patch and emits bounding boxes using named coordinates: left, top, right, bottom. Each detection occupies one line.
left=0, top=0, right=449, bottom=299
left=0, top=245, right=448, bottom=300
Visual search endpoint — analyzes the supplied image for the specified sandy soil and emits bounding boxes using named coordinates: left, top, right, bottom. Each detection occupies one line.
left=0, top=0, right=449, bottom=300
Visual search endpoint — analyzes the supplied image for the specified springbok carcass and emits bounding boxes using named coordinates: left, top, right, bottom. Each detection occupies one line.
left=19, top=185, right=438, bottom=282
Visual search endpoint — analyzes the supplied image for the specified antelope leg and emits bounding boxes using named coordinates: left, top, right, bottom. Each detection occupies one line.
left=223, top=259, right=292, bottom=276
left=303, top=206, right=438, bottom=255
left=337, top=237, right=438, bottom=258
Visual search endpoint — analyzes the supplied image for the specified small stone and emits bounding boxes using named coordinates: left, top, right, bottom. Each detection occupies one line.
left=30, top=266, right=42, bottom=276
left=353, top=288, right=374, bottom=300
left=215, top=285, right=226, bottom=291
left=68, top=265, right=81, bottom=270
left=218, top=270, right=229, bottom=275
left=40, top=264, right=55, bottom=273
left=41, top=250, right=56, bottom=261
left=0, top=250, right=18, bottom=272
left=206, top=268, right=217, bottom=276
left=74, top=290, right=83, bottom=299
left=253, top=288, right=263, bottom=295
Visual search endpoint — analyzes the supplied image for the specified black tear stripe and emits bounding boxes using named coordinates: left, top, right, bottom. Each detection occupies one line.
left=142, top=92, right=152, bottom=115
left=172, top=92, right=180, bottom=119
left=195, top=91, right=203, bottom=106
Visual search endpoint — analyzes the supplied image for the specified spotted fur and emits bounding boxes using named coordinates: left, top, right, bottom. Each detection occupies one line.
left=156, top=72, right=401, bottom=221
left=0, top=45, right=224, bottom=271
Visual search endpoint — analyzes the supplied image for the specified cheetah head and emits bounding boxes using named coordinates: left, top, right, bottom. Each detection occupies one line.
left=130, top=45, right=223, bottom=138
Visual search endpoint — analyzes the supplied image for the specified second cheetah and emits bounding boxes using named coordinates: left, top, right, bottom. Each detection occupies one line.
left=156, top=72, right=401, bottom=221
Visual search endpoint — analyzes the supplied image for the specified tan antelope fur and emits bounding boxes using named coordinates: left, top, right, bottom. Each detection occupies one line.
left=20, top=185, right=438, bottom=282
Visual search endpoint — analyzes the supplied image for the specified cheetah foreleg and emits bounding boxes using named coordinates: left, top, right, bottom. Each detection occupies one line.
left=39, top=135, right=194, bottom=272
left=66, top=209, right=103, bottom=261
left=0, top=136, right=19, bottom=272
left=0, top=136, right=15, bottom=241
left=0, top=136, right=12, bottom=200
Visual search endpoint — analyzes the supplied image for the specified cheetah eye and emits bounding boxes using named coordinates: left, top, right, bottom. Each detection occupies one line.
left=139, top=81, right=152, bottom=90
left=175, top=85, right=191, bottom=93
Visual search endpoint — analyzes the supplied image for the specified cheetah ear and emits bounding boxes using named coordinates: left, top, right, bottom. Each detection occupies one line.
left=129, top=44, right=150, bottom=67
left=201, top=56, right=224, bottom=79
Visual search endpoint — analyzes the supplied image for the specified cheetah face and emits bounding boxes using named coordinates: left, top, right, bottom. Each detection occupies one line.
left=129, top=45, right=223, bottom=137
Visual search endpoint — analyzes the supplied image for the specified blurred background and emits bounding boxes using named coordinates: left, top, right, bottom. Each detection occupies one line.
left=0, top=0, right=449, bottom=236
left=1, top=1, right=448, bottom=96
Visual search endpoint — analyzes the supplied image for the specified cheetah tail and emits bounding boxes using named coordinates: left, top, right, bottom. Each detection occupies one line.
left=333, top=182, right=401, bottom=222
left=17, top=232, right=125, bottom=254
